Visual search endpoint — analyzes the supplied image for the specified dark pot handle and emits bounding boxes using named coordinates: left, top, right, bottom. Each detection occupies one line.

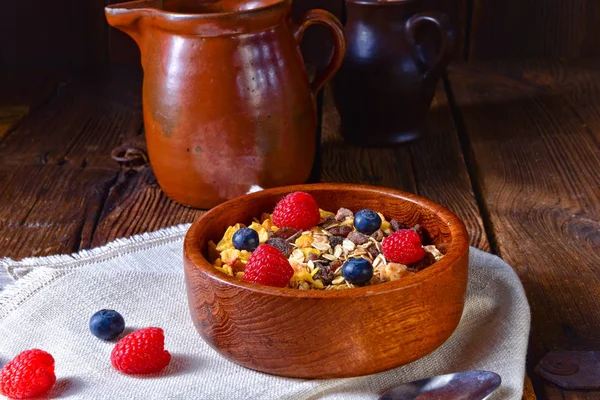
left=294, top=9, right=347, bottom=97
left=405, top=11, right=455, bottom=79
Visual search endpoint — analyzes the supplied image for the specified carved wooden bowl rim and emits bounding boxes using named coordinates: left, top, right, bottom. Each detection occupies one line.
left=184, top=183, right=469, bottom=298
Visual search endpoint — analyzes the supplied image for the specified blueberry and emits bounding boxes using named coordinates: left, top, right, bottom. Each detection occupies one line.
left=89, top=309, right=125, bottom=340
left=342, top=258, right=373, bottom=286
left=353, top=209, right=382, bottom=235
left=232, top=228, right=260, bottom=251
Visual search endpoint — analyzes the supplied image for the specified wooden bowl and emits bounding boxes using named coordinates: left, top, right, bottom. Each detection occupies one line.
left=183, top=183, right=469, bottom=378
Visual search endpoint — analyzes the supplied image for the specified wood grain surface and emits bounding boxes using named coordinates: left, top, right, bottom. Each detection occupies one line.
left=0, top=69, right=142, bottom=261
left=447, top=59, right=600, bottom=400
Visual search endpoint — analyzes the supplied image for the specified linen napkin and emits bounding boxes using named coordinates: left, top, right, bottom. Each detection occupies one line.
left=0, top=225, right=530, bottom=400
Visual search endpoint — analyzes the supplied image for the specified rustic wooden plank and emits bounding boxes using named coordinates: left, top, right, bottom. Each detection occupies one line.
left=447, top=59, right=600, bottom=399
left=409, top=82, right=489, bottom=251
left=91, top=165, right=205, bottom=246
left=0, top=106, right=29, bottom=141
left=0, top=69, right=143, bottom=261
left=469, top=0, right=600, bottom=60
left=0, top=165, right=114, bottom=258
left=321, top=84, right=489, bottom=250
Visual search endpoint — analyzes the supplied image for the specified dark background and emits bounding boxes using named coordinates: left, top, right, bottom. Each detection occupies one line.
left=2, top=0, right=599, bottom=77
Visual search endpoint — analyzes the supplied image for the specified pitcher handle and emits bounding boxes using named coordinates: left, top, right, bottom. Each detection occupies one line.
left=294, top=10, right=346, bottom=97
left=405, top=12, right=455, bottom=79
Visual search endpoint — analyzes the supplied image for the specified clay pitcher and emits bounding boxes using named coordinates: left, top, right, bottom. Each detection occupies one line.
left=105, top=0, right=345, bottom=208
left=333, top=0, right=455, bottom=146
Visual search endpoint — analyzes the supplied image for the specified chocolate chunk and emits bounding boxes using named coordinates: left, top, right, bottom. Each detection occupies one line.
left=328, top=236, right=344, bottom=249
left=319, top=215, right=336, bottom=226
left=390, top=219, right=408, bottom=232
left=408, top=251, right=436, bottom=272
left=367, top=246, right=380, bottom=259
left=412, top=224, right=432, bottom=245
left=313, top=259, right=329, bottom=267
left=271, top=227, right=299, bottom=240
left=335, top=208, right=354, bottom=222
left=327, top=225, right=353, bottom=237
left=313, top=262, right=334, bottom=285
left=347, top=231, right=369, bottom=245
left=370, top=229, right=384, bottom=242
left=265, top=238, right=292, bottom=258
left=330, top=260, right=343, bottom=272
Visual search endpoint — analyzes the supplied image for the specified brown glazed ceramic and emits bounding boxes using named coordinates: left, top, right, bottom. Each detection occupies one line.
left=333, top=0, right=455, bottom=146
left=105, top=0, right=345, bottom=208
left=184, top=183, right=469, bottom=378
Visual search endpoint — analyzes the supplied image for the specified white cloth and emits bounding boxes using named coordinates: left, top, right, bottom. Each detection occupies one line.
left=0, top=225, right=530, bottom=400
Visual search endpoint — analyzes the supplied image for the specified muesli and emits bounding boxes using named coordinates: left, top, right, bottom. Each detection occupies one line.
left=207, top=192, right=444, bottom=289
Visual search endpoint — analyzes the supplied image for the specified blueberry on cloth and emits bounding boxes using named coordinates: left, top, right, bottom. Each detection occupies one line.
left=353, top=209, right=382, bottom=235
left=232, top=228, right=260, bottom=251
left=342, top=258, right=373, bottom=286
left=89, top=309, right=125, bottom=340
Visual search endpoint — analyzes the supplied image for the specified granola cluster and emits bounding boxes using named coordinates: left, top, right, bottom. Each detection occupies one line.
left=207, top=207, right=444, bottom=290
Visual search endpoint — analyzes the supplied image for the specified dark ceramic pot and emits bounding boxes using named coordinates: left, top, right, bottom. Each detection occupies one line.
left=333, top=0, right=455, bottom=146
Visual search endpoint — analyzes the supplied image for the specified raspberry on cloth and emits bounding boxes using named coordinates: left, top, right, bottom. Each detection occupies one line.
left=0, top=349, right=56, bottom=399
left=111, top=327, right=171, bottom=375
left=0, top=225, right=530, bottom=399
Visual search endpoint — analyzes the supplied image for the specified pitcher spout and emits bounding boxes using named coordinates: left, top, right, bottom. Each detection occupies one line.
left=105, top=0, right=160, bottom=51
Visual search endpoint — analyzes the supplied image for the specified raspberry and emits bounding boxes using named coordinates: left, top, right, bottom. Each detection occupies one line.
left=382, top=229, right=426, bottom=264
left=272, top=192, right=320, bottom=231
left=0, top=349, right=56, bottom=399
left=243, top=244, right=294, bottom=287
left=111, top=327, right=171, bottom=375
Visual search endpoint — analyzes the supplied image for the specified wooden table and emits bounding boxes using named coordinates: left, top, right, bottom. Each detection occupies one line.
left=1, top=59, right=599, bottom=399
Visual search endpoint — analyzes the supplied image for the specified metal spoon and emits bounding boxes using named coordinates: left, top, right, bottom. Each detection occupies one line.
left=379, top=370, right=502, bottom=400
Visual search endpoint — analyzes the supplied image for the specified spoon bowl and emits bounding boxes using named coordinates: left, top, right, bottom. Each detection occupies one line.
left=379, top=370, right=502, bottom=400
